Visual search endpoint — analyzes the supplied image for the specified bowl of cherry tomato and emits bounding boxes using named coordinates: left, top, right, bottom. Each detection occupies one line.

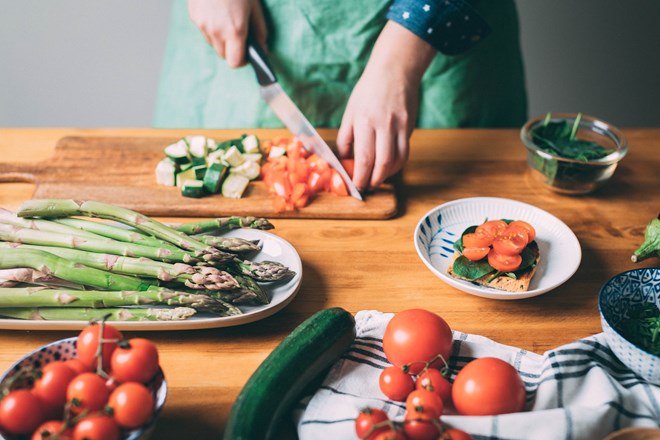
left=0, top=323, right=167, bottom=439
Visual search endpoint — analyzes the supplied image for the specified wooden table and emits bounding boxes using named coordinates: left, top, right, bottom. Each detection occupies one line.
left=0, top=128, right=657, bottom=438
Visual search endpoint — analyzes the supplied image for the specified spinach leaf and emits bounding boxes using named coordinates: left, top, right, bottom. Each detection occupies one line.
left=618, top=303, right=660, bottom=356
left=452, top=255, right=495, bottom=279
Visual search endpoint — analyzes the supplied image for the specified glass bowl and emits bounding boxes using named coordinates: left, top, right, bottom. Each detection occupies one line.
left=520, top=113, right=628, bottom=194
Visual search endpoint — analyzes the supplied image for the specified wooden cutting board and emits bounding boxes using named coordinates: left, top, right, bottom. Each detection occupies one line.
left=0, top=136, right=398, bottom=219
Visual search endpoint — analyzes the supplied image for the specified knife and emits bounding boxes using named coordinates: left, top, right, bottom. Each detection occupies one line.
left=246, top=35, right=363, bottom=201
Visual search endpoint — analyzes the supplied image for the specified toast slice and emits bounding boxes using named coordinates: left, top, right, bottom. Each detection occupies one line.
left=447, top=242, right=540, bottom=292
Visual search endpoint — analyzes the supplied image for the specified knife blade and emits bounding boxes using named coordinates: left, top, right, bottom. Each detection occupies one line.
left=246, top=35, right=363, bottom=201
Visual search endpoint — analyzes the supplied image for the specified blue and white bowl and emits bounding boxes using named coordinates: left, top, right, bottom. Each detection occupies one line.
left=598, top=268, right=660, bottom=385
left=0, top=337, right=167, bottom=439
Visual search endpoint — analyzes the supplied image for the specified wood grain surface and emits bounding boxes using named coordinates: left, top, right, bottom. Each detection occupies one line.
left=0, top=127, right=658, bottom=439
left=0, top=132, right=397, bottom=219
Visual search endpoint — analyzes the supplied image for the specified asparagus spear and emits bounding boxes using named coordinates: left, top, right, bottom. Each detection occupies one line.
left=232, top=258, right=296, bottom=282
left=0, top=243, right=239, bottom=291
left=52, top=217, right=180, bottom=251
left=200, top=235, right=261, bottom=254
left=0, top=224, right=206, bottom=264
left=176, top=217, right=274, bottom=235
left=17, top=200, right=225, bottom=262
left=0, top=268, right=85, bottom=289
left=0, top=208, right=101, bottom=239
left=0, top=287, right=240, bottom=315
left=0, top=306, right=197, bottom=321
left=231, top=273, right=270, bottom=305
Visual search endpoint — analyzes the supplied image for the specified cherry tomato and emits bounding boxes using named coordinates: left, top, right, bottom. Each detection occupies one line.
left=372, top=429, right=406, bottom=440
left=402, top=405, right=441, bottom=440
left=0, top=389, right=45, bottom=435
left=416, top=368, right=451, bottom=405
left=405, top=389, right=443, bottom=417
left=110, top=338, right=159, bottom=384
left=31, top=420, right=72, bottom=440
left=492, top=228, right=528, bottom=256
left=452, top=357, right=526, bottom=416
left=33, top=361, right=77, bottom=409
left=355, top=407, right=389, bottom=440
left=329, top=169, right=349, bottom=196
left=64, top=358, right=91, bottom=375
left=76, top=322, right=123, bottom=371
left=461, top=231, right=493, bottom=248
left=73, top=414, right=120, bottom=440
left=66, top=372, right=110, bottom=415
left=487, top=249, right=522, bottom=272
left=461, top=246, right=490, bottom=261
left=108, top=382, right=155, bottom=430
left=378, top=366, right=415, bottom=401
left=508, top=220, right=536, bottom=242
left=439, top=428, right=474, bottom=440
left=475, top=220, right=507, bottom=238
left=382, top=309, right=453, bottom=375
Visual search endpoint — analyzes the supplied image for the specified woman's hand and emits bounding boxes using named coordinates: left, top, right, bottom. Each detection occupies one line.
left=337, top=21, right=436, bottom=191
left=188, top=0, right=267, bottom=67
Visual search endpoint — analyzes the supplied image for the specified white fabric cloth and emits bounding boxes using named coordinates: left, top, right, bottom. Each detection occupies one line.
left=295, top=310, right=660, bottom=440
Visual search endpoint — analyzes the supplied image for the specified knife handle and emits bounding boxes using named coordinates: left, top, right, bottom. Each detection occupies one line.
left=246, top=32, right=277, bottom=86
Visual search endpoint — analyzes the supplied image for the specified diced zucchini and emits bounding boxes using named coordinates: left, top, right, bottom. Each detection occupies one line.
left=203, top=162, right=228, bottom=194
left=164, top=141, right=191, bottom=165
left=222, top=174, right=250, bottom=199
left=191, top=156, right=207, bottom=167
left=176, top=167, right=197, bottom=188
left=155, top=158, right=177, bottom=187
left=222, top=146, right=245, bottom=168
left=192, top=165, right=207, bottom=180
left=241, top=134, right=260, bottom=154
left=216, top=138, right=243, bottom=152
left=242, top=153, right=263, bottom=164
left=185, top=135, right=210, bottom=158
left=230, top=160, right=261, bottom=180
left=207, top=150, right=226, bottom=165
left=181, top=180, right=206, bottom=198
left=268, top=145, right=286, bottom=159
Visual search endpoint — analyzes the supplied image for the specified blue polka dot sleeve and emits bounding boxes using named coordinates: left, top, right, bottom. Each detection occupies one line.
left=386, top=0, right=491, bottom=55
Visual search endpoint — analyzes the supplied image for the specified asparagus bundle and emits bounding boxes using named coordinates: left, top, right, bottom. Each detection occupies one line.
left=0, top=199, right=294, bottom=320
left=0, top=306, right=197, bottom=321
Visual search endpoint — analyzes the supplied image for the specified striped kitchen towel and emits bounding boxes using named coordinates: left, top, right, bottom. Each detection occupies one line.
left=295, top=310, right=660, bottom=440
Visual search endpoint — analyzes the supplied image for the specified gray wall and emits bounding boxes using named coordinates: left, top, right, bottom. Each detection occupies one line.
left=1, top=1, right=659, bottom=128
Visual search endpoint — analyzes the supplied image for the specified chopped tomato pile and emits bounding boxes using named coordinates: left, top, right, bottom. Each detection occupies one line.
left=461, top=220, right=536, bottom=272
left=260, top=138, right=353, bottom=213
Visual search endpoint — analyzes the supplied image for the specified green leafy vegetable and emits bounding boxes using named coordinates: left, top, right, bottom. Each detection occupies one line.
left=618, top=303, right=660, bottom=356
left=531, top=112, right=615, bottom=161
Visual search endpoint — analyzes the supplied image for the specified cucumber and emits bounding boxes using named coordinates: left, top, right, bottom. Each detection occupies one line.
left=223, top=308, right=356, bottom=440
left=155, top=158, right=177, bottom=187
left=229, top=160, right=261, bottom=180
left=203, top=162, right=228, bottom=194
left=176, top=167, right=197, bottom=188
left=164, top=141, right=191, bottom=165
left=221, top=174, right=250, bottom=199
left=241, top=134, right=260, bottom=154
left=192, top=164, right=207, bottom=180
left=181, top=180, right=206, bottom=198
left=222, top=146, right=245, bottom=168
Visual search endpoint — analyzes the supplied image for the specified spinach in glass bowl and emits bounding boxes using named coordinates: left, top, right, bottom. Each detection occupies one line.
left=520, top=112, right=628, bottom=194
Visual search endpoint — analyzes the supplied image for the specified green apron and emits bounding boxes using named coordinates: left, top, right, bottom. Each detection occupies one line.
left=154, top=0, right=527, bottom=129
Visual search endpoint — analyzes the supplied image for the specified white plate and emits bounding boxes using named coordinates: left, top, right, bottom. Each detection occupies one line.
left=414, top=197, right=581, bottom=300
left=0, top=229, right=302, bottom=330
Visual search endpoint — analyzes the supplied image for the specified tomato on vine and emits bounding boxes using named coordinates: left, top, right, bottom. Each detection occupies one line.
left=402, top=405, right=441, bottom=440
left=415, top=368, right=452, bottom=406
left=66, top=372, right=110, bottom=415
left=108, top=382, right=155, bottom=429
left=110, top=338, right=159, bottom=384
left=405, top=389, right=443, bottom=418
left=31, top=420, right=72, bottom=440
left=72, top=414, right=120, bottom=440
left=439, top=428, right=474, bottom=440
left=76, top=322, right=123, bottom=372
left=378, top=366, right=415, bottom=401
left=0, top=389, right=45, bottom=435
left=33, top=361, right=77, bottom=409
left=354, top=407, right=389, bottom=440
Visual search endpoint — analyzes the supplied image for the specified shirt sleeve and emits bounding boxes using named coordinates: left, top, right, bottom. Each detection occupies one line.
left=386, top=0, right=491, bottom=55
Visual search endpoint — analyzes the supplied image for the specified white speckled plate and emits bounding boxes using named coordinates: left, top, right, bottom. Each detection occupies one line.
left=414, top=197, right=581, bottom=300
left=0, top=229, right=302, bottom=330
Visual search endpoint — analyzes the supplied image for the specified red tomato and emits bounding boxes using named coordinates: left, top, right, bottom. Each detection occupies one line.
left=72, top=415, right=120, bottom=440
left=354, top=407, right=389, bottom=440
left=492, top=227, right=528, bottom=256
left=0, top=389, right=45, bottom=435
left=452, top=357, right=526, bottom=416
left=487, top=249, right=522, bottom=272
left=66, top=372, right=110, bottom=415
left=378, top=366, right=415, bottom=401
left=461, top=247, right=490, bottom=261
left=33, top=361, right=77, bottom=409
left=508, top=220, right=536, bottom=242
left=382, top=309, right=453, bottom=375
left=307, top=171, right=326, bottom=194
left=110, top=338, right=159, bottom=384
left=63, top=358, right=91, bottom=375
left=372, top=429, right=406, bottom=440
left=340, top=159, right=355, bottom=178
left=270, top=172, right=292, bottom=199
left=405, top=389, right=443, bottom=417
left=329, top=169, right=349, bottom=196
left=32, top=420, right=72, bottom=440
left=415, top=368, right=451, bottom=405
left=402, top=405, right=441, bottom=440
left=475, top=220, right=507, bottom=238
left=108, top=382, right=155, bottom=430
left=286, top=140, right=307, bottom=159
left=76, top=322, right=123, bottom=372
left=439, top=428, right=474, bottom=440
left=461, top=231, right=493, bottom=248
left=272, top=195, right=289, bottom=213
